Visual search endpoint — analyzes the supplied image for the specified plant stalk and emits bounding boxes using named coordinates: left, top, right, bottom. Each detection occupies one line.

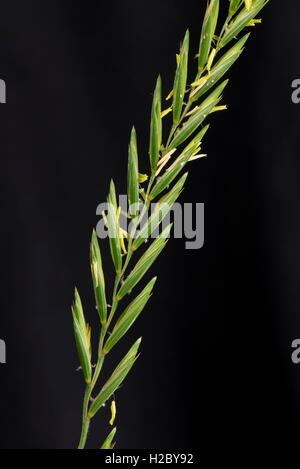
left=78, top=384, right=91, bottom=449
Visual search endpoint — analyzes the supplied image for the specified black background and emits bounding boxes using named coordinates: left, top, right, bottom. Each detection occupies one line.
left=0, top=0, right=299, bottom=450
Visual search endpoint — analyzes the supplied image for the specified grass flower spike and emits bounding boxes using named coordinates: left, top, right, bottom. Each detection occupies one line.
left=72, top=0, right=271, bottom=449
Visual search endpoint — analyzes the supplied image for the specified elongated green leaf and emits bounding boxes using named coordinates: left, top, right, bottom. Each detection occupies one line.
left=88, top=338, right=141, bottom=418
left=107, top=195, right=122, bottom=274
left=156, top=78, right=162, bottom=156
left=229, top=0, right=243, bottom=15
left=133, top=173, right=187, bottom=250
left=116, top=244, right=163, bottom=301
left=198, top=0, right=219, bottom=73
left=221, top=0, right=267, bottom=47
left=154, top=174, right=187, bottom=207
left=128, top=127, right=139, bottom=217
left=90, top=230, right=107, bottom=325
left=182, top=123, right=210, bottom=149
left=200, top=79, right=229, bottom=107
left=118, top=225, right=172, bottom=300
left=100, top=427, right=117, bottom=449
left=73, top=288, right=86, bottom=333
left=109, top=179, right=117, bottom=210
left=150, top=142, right=200, bottom=200
left=115, top=278, right=156, bottom=328
left=90, top=358, right=136, bottom=417
left=150, top=76, right=162, bottom=174
left=72, top=302, right=92, bottom=384
left=116, top=337, right=142, bottom=371
left=191, top=33, right=249, bottom=102
left=169, top=98, right=218, bottom=150
left=173, top=30, right=189, bottom=125
left=169, top=81, right=228, bottom=150
left=103, top=277, right=156, bottom=354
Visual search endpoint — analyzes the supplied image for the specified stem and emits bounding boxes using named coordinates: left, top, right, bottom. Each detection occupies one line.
left=78, top=420, right=90, bottom=449
left=217, top=14, right=233, bottom=51
left=166, top=124, right=177, bottom=149
left=78, top=384, right=91, bottom=449
left=91, top=334, right=106, bottom=388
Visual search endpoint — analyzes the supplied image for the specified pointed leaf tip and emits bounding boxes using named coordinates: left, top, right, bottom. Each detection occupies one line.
left=128, top=126, right=139, bottom=217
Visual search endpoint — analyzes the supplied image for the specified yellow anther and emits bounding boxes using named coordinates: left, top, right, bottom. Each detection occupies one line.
left=110, top=400, right=116, bottom=426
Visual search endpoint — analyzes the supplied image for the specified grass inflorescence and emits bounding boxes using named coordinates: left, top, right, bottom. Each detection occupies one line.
left=72, top=0, right=270, bottom=449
